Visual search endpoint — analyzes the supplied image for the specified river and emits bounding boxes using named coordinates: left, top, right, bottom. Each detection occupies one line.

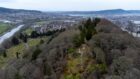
left=0, top=25, right=24, bottom=44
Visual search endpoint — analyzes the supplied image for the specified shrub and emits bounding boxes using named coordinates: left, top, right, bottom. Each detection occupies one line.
left=0, top=49, right=7, bottom=58
left=67, top=48, right=75, bottom=54
left=64, top=74, right=81, bottom=79
left=31, top=48, right=42, bottom=60
left=95, top=64, right=107, bottom=74
left=16, top=52, right=20, bottom=59
left=73, top=34, right=84, bottom=47
left=40, top=39, right=44, bottom=44
left=15, top=73, right=22, bottom=79
left=3, top=51, right=7, bottom=58
left=11, top=36, right=20, bottom=45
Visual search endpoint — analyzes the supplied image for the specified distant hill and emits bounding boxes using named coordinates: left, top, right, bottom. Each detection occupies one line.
left=60, top=9, right=140, bottom=15
left=0, top=7, right=42, bottom=14
left=94, top=9, right=128, bottom=14
left=1, top=7, right=140, bottom=15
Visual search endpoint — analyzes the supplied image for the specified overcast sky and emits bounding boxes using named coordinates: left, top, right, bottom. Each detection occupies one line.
left=0, top=0, right=140, bottom=11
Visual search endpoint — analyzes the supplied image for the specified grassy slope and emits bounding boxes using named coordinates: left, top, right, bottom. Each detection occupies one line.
left=62, top=45, right=96, bottom=79
left=0, top=37, right=47, bottom=68
left=24, top=28, right=33, bottom=35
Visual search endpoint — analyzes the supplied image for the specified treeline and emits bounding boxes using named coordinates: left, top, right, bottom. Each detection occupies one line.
left=0, top=28, right=65, bottom=58
left=11, top=28, right=66, bottom=45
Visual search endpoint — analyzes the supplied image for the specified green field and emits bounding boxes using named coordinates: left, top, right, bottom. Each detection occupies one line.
left=24, top=28, right=33, bottom=35
left=36, top=21, right=48, bottom=25
left=0, top=23, right=12, bottom=35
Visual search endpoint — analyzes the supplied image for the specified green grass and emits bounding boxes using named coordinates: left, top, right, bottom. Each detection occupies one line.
left=0, top=23, right=12, bottom=35
left=24, top=28, right=33, bottom=35
left=63, top=74, right=81, bottom=79
left=0, top=37, right=47, bottom=69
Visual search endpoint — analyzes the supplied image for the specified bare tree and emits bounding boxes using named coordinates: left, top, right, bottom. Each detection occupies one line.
left=126, top=21, right=135, bottom=34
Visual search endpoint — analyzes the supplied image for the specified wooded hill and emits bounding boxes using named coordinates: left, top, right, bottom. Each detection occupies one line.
left=0, top=18, right=140, bottom=79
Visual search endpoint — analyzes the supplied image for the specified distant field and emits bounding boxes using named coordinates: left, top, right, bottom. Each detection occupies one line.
left=0, top=22, right=12, bottom=35
left=36, top=21, right=48, bottom=25
left=35, top=20, right=63, bottom=25
left=24, top=28, right=33, bottom=35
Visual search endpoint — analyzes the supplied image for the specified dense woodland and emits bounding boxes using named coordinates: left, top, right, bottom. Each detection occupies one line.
left=0, top=18, right=140, bottom=79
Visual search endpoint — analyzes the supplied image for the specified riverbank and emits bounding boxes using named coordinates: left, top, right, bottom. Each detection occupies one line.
left=0, top=25, right=24, bottom=45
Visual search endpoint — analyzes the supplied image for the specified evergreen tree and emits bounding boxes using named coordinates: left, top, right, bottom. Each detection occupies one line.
left=79, top=18, right=98, bottom=41
left=31, top=31, right=39, bottom=38
left=19, top=33, right=24, bottom=40
left=3, top=51, right=7, bottom=58
left=16, top=52, right=20, bottom=59
left=12, top=37, right=19, bottom=45
left=23, top=34, right=28, bottom=43
left=74, top=18, right=100, bottom=47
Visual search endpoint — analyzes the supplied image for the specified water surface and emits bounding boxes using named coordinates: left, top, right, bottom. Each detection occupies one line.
left=0, top=25, right=24, bottom=44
